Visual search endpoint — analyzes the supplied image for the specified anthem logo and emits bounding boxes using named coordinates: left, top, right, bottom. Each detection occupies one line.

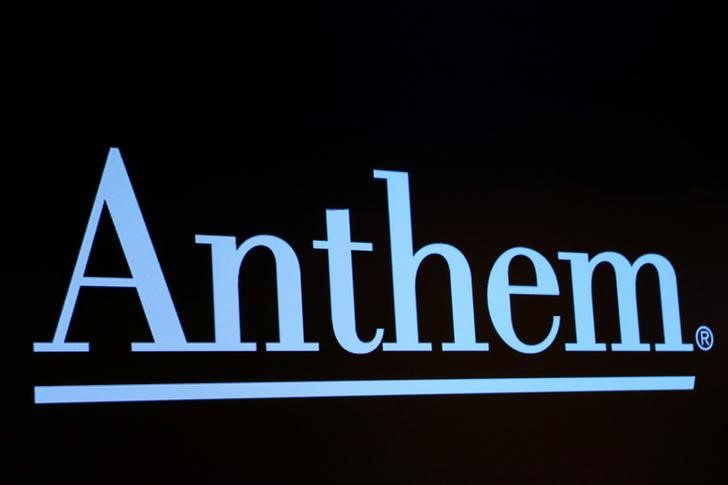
left=34, top=149, right=709, bottom=404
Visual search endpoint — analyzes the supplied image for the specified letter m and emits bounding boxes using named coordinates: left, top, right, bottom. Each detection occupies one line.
left=558, top=251, right=693, bottom=352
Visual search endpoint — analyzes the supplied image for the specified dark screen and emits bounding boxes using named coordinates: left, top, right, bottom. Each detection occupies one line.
left=7, top=3, right=726, bottom=483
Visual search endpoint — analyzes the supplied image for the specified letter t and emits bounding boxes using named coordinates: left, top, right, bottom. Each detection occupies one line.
left=314, top=210, right=384, bottom=353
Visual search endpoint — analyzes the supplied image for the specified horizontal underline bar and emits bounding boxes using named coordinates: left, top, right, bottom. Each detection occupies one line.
left=34, top=376, right=695, bottom=404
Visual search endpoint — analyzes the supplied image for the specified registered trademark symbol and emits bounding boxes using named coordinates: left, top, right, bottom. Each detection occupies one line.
left=695, top=325, right=714, bottom=351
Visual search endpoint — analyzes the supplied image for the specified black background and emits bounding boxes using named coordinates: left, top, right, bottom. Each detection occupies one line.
left=6, top=2, right=727, bottom=483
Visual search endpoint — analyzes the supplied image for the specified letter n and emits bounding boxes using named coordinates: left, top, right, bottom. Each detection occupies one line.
left=34, top=148, right=187, bottom=352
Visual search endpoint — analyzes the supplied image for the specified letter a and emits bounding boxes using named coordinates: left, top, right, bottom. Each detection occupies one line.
left=34, top=148, right=187, bottom=352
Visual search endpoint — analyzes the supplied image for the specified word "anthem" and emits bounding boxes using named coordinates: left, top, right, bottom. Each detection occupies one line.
left=36, top=149, right=694, bottom=357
